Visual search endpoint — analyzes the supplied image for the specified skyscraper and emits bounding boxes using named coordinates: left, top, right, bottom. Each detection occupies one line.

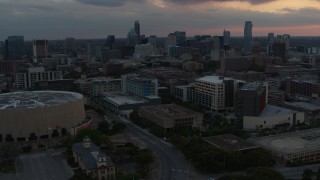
left=33, top=40, right=48, bottom=63
left=134, top=20, right=140, bottom=44
left=105, top=35, right=115, bottom=49
left=223, top=29, right=230, bottom=45
left=127, top=28, right=138, bottom=46
left=5, top=36, right=24, bottom=60
left=174, top=31, right=186, bottom=46
left=243, top=21, right=253, bottom=54
left=267, top=32, right=274, bottom=55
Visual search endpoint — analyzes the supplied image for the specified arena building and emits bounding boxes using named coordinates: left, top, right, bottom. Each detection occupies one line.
left=0, top=91, right=85, bottom=142
left=251, top=128, right=320, bottom=164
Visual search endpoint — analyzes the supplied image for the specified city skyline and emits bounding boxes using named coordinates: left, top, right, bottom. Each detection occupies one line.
left=0, top=0, right=319, bottom=40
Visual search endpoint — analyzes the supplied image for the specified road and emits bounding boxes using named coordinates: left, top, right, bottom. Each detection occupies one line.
left=276, top=164, right=320, bottom=180
left=105, top=111, right=208, bottom=180
left=13, top=149, right=73, bottom=180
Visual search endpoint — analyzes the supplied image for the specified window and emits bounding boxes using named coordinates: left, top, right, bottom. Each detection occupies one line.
left=101, top=170, right=105, bottom=174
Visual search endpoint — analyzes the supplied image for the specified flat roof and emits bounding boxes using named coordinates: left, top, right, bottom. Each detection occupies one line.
left=140, top=103, right=202, bottom=119
left=284, top=102, right=320, bottom=111
left=259, top=104, right=296, bottom=117
left=102, top=92, right=147, bottom=105
left=240, top=82, right=262, bottom=91
left=251, top=128, right=320, bottom=154
left=203, top=134, right=260, bottom=151
left=0, top=91, right=83, bottom=110
left=197, top=76, right=232, bottom=84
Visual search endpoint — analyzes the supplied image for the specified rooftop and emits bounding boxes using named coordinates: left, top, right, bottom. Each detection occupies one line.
left=0, top=91, right=83, bottom=110
left=73, top=142, right=114, bottom=170
left=259, top=104, right=295, bottom=117
left=197, top=76, right=233, bottom=84
left=284, top=101, right=320, bottom=111
left=203, top=134, right=260, bottom=151
left=102, top=92, right=147, bottom=105
left=140, top=104, right=202, bottom=119
left=240, top=82, right=262, bottom=91
left=251, top=128, right=320, bottom=154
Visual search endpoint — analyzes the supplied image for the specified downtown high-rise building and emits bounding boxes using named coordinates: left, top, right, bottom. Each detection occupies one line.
left=174, top=31, right=186, bottom=46
left=243, top=21, right=253, bottom=54
left=223, top=29, right=230, bottom=45
left=33, top=39, right=48, bottom=63
left=127, top=28, right=138, bottom=46
left=134, top=20, right=140, bottom=44
left=267, top=32, right=274, bottom=54
left=105, top=35, right=115, bottom=49
left=5, top=36, right=24, bottom=60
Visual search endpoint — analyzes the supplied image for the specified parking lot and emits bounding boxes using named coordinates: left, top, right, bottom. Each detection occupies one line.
left=0, top=149, right=73, bottom=180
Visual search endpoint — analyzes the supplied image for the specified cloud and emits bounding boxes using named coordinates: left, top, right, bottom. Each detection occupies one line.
left=75, top=0, right=144, bottom=7
left=165, top=0, right=277, bottom=5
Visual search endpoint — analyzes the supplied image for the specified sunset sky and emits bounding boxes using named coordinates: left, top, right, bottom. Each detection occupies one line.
left=0, top=0, right=319, bottom=40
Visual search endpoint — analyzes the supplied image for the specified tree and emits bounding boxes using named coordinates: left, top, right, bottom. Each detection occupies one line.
left=302, top=168, right=314, bottom=180
left=316, top=166, right=320, bottom=180
left=0, top=144, right=18, bottom=161
left=110, top=122, right=126, bottom=134
left=97, top=121, right=110, bottom=135
left=246, top=167, right=285, bottom=180
left=73, top=128, right=109, bottom=146
left=244, top=148, right=273, bottom=167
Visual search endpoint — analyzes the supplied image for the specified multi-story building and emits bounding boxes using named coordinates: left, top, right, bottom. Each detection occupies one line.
left=134, top=20, right=140, bottom=44
left=121, top=74, right=158, bottom=97
left=174, top=31, right=186, bottom=46
left=90, top=79, right=121, bottom=97
left=174, top=76, right=245, bottom=111
left=235, top=82, right=267, bottom=117
left=220, top=56, right=254, bottom=76
left=139, top=104, right=203, bottom=133
left=14, top=67, right=63, bottom=89
left=210, top=37, right=220, bottom=61
left=33, top=40, right=48, bottom=63
left=101, top=48, right=121, bottom=63
left=287, top=79, right=320, bottom=98
left=223, top=30, right=230, bottom=45
left=0, top=60, right=27, bottom=75
left=5, top=36, right=24, bottom=60
left=243, top=21, right=253, bottom=54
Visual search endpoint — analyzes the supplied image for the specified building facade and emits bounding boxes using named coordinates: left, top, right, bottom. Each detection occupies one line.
left=139, top=104, right=203, bottom=132
left=235, top=82, right=267, bottom=117
left=121, top=74, right=158, bottom=97
left=14, top=67, right=63, bottom=89
left=33, top=39, right=48, bottom=63
left=5, top=36, right=24, bottom=60
left=243, top=21, right=253, bottom=54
